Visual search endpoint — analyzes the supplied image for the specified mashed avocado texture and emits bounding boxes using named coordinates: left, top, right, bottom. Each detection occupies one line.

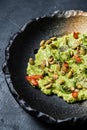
left=26, top=32, right=87, bottom=103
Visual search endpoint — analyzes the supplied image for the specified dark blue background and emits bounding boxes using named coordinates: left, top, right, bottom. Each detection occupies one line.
left=0, top=0, right=87, bottom=129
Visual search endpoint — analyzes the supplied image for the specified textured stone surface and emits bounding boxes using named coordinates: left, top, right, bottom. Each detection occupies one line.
left=0, top=0, right=87, bottom=129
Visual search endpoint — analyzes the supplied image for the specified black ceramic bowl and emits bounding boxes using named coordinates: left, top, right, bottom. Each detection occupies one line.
left=2, top=10, right=87, bottom=125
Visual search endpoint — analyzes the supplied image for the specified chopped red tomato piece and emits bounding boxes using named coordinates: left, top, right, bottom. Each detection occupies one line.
left=72, top=91, right=78, bottom=98
left=26, top=76, right=38, bottom=86
left=63, top=62, right=69, bottom=67
left=73, top=32, right=79, bottom=39
left=26, top=75, right=43, bottom=80
left=73, top=55, right=82, bottom=63
left=30, top=79, right=38, bottom=86
left=26, top=75, right=43, bottom=87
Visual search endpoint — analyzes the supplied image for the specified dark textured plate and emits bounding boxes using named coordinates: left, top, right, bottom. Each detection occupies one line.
left=2, top=10, right=87, bottom=125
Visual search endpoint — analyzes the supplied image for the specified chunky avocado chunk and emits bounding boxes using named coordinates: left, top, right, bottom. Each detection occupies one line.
left=26, top=32, right=87, bottom=103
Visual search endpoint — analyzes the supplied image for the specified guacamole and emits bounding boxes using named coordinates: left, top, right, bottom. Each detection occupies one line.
left=26, top=32, right=87, bottom=103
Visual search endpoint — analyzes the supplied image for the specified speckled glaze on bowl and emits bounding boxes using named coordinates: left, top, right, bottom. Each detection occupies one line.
left=2, top=10, right=87, bottom=125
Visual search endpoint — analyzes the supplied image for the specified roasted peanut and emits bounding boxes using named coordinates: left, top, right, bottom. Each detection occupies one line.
left=29, top=58, right=35, bottom=65
left=59, top=80, right=65, bottom=85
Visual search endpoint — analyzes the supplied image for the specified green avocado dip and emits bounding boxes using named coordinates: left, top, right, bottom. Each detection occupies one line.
left=26, top=32, right=87, bottom=103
